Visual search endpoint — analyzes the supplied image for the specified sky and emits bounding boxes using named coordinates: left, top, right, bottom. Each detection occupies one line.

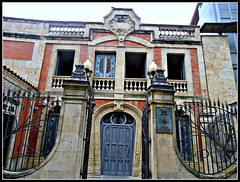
left=3, top=2, right=197, bottom=25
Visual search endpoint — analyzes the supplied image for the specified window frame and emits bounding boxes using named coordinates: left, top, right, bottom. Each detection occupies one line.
left=94, top=53, right=116, bottom=78
left=54, top=50, right=75, bottom=76
left=167, top=54, right=186, bottom=80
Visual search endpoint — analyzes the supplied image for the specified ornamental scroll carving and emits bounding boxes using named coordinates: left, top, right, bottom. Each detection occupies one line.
left=109, top=15, right=134, bottom=42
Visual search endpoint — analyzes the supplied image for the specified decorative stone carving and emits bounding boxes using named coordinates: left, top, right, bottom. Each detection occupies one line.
left=109, top=15, right=134, bottom=41
left=149, top=68, right=175, bottom=90
left=70, top=64, right=86, bottom=81
left=114, top=100, right=124, bottom=111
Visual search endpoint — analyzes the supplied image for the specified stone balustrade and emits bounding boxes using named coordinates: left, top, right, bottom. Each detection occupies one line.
left=124, top=78, right=147, bottom=91
left=49, top=23, right=85, bottom=35
left=158, top=25, right=198, bottom=41
left=52, top=76, right=71, bottom=88
left=51, top=76, right=187, bottom=93
left=168, top=79, right=188, bottom=92
left=92, top=77, right=115, bottom=91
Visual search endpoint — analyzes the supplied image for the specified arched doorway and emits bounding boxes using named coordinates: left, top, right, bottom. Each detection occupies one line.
left=100, top=112, right=136, bottom=176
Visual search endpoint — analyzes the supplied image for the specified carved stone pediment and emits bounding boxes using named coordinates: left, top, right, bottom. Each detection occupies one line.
left=109, top=15, right=134, bottom=41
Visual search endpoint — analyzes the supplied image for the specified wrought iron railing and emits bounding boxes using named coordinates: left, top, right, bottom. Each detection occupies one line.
left=175, top=98, right=237, bottom=175
left=142, top=90, right=150, bottom=179
left=3, top=87, right=60, bottom=172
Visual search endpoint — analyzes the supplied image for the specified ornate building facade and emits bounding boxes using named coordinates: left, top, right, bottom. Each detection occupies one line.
left=3, top=7, right=237, bottom=179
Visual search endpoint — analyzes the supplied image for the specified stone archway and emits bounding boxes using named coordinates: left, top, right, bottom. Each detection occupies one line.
left=88, top=102, right=142, bottom=178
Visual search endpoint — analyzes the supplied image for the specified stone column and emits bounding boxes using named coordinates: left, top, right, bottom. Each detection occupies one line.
left=148, top=68, right=177, bottom=179
left=57, top=66, right=89, bottom=179
left=26, top=64, right=90, bottom=179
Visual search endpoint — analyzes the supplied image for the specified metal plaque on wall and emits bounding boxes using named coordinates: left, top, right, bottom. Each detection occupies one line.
left=156, top=107, right=172, bottom=134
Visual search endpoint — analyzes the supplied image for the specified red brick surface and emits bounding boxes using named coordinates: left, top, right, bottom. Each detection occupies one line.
left=124, top=40, right=145, bottom=47
left=38, top=44, right=53, bottom=91
left=92, top=32, right=114, bottom=40
left=190, top=48, right=202, bottom=96
left=94, top=99, right=145, bottom=113
left=97, top=40, right=119, bottom=46
left=3, top=40, right=34, bottom=61
left=129, top=33, right=150, bottom=42
left=154, top=47, right=162, bottom=68
left=80, top=45, right=88, bottom=64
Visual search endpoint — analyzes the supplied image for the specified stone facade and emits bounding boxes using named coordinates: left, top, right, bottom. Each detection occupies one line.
left=3, top=7, right=237, bottom=179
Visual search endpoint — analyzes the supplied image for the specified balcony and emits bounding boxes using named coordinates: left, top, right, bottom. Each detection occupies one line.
left=124, top=78, right=147, bottom=91
left=168, top=79, right=188, bottom=92
left=158, top=25, right=200, bottom=42
left=51, top=76, right=188, bottom=94
left=48, top=23, right=86, bottom=37
left=52, top=76, right=70, bottom=89
left=92, top=77, right=115, bottom=91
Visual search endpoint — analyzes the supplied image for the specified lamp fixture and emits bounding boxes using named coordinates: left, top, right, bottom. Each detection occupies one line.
left=84, top=58, right=92, bottom=78
left=148, top=60, right=157, bottom=80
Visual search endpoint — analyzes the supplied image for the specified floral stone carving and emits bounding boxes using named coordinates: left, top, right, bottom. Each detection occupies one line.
left=109, top=15, right=134, bottom=41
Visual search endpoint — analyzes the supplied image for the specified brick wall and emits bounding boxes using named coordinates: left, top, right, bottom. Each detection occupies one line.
left=79, top=45, right=88, bottom=64
left=92, top=32, right=114, bottom=40
left=190, top=48, right=202, bottom=96
left=94, top=99, right=145, bottom=113
left=3, top=40, right=35, bottom=61
left=38, top=44, right=53, bottom=91
left=129, top=33, right=150, bottom=42
left=93, top=32, right=150, bottom=47
left=94, top=99, right=113, bottom=112
left=154, top=47, right=162, bottom=68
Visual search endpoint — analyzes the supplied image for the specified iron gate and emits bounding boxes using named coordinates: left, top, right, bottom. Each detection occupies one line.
left=3, top=87, right=60, bottom=172
left=142, top=91, right=150, bottom=179
left=175, top=98, right=237, bottom=175
left=81, top=89, right=95, bottom=179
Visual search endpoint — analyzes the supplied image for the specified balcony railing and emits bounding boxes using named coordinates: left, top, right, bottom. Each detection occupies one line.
left=168, top=79, right=187, bottom=92
left=92, top=77, right=115, bottom=91
left=158, top=25, right=199, bottom=41
left=52, top=76, right=71, bottom=88
left=51, top=76, right=187, bottom=93
left=124, top=78, right=147, bottom=91
left=49, top=23, right=85, bottom=36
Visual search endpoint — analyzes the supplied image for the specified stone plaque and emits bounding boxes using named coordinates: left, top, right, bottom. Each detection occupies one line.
left=156, top=107, right=172, bottom=134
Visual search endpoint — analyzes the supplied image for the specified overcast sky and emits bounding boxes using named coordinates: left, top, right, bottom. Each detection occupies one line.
left=3, top=2, right=198, bottom=25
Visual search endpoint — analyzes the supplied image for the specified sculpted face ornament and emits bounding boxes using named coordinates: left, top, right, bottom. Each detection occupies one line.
left=109, top=15, right=134, bottom=41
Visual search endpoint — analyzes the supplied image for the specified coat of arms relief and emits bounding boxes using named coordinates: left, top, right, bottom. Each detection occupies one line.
left=109, top=15, right=135, bottom=41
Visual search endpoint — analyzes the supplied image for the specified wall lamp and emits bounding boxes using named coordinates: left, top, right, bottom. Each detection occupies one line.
left=148, top=60, right=157, bottom=81
left=84, top=58, right=93, bottom=79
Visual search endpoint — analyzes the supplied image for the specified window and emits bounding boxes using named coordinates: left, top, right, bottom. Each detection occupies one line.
left=94, top=53, right=116, bottom=77
left=55, top=51, right=75, bottom=76
left=167, top=54, right=185, bottom=80
left=125, top=53, right=146, bottom=78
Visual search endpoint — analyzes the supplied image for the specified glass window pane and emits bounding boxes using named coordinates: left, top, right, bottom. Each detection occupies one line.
left=94, top=54, right=115, bottom=77
left=106, top=55, right=115, bottom=77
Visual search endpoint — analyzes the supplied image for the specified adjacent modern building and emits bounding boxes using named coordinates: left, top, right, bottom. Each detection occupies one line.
left=191, top=2, right=237, bottom=88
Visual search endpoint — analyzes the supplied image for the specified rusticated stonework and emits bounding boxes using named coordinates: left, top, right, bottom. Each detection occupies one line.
left=109, top=15, right=134, bottom=41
